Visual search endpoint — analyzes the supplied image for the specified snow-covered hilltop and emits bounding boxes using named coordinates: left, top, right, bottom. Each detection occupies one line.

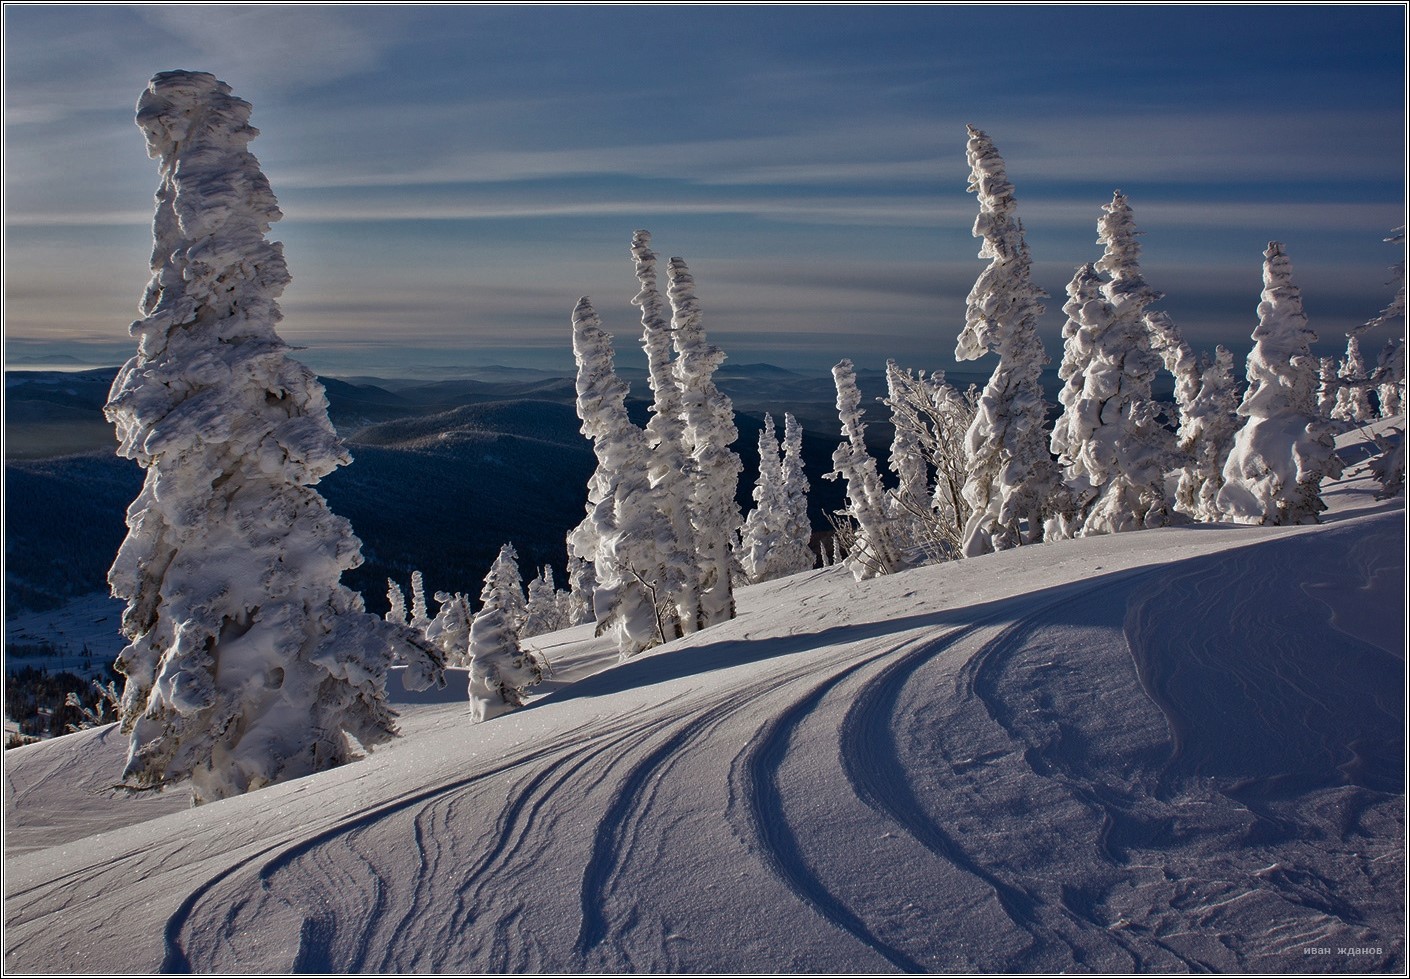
left=4, top=433, right=1403, bottom=972
left=4, top=70, right=1405, bottom=974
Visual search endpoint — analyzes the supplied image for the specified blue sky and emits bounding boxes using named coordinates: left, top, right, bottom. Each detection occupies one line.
left=4, top=4, right=1405, bottom=376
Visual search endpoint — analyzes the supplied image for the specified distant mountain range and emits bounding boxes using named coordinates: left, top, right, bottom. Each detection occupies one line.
left=5, top=365, right=892, bottom=619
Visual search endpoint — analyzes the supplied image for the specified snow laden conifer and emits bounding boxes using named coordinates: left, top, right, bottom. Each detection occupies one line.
left=483, top=543, right=527, bottom=635
left=467, top=560, right=546, bottom=723
left=668, top=257, right=742, bottom=627
left=1317, top=357, right=1341, bottom=417
left=954, top=126, right=1058, bottom=555
left=1331, top=332, right=1375, bottom=423
left=521, top=566, right=567, bottom=638
left=424, top=592, right=473, bottom=669
left=1172, top=345, right=1242, bottom=522
left=826, top=359, right=903, bottom=579
left=1049, top=194, right=1177, bottom=537
left=1365, top=229, right=1405, bottom=417
left=569, top=297, right=675, bottom=655
left=633, top=231, right=698, bottom=633
left=103, top=71, right=436, bottom=803
left=1217, top=242, right=1343, bottom=524
left=565, top=555, right=597, bottom=627
left=409, top=570, right=431, bottom=631
left=775, top=413, right=816, bottom=577
left=386, top=579, right=409, bottom=626
left=739, top=414, right=790, bottom=583
left=884, top=361, right=933, bottom=549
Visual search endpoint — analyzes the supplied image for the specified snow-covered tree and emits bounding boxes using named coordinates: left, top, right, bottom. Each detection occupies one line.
left=409, top=570, right=431, bottom=632
left=1368, top=228, right=1405, bottom=417
left=775, top=412, right=816, bottom=576
left=521, top=565, right=567, bottom=638
left=386, top=579, right=408, bottom=626
left=1049, top=193, right=1178, bottom=537
left=1367, top=428, right=1405, bottom=499
left=467, top=572, right=546, bottom=724
left=1331, top=332, right=1375, bottom=423
left=1172, top=345, right=1242, bottom=522
left=826, top=359, right=903, bottom=579
left=954, top=126, right=1058, bottom=555
left=564, top=555, right=596, bottom=627
left=632, top=231, right=699, bottom=632
left=1375, top=338, right=1405, bottom=418
left=884, top=361, right=933, bottom=545
left=739, top=414, right=788, bottom=583
left=103, top=71, right=436, bottom=803
left=424, top=592, right=473, bottom=669
left=1217, top=242, right=1343, bottom=524
left=481, top=543, right=527, bottom=635
left=1316, top=356, right=1341, bottom=416
left=569, top=297, right=675, bottom=655
left=668, top=256, right=742, bottom=626
left=880, top=362, right=976, bottom=560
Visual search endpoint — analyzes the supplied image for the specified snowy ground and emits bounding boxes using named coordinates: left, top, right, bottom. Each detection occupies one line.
left=3, top=431, right=1404, bottom=973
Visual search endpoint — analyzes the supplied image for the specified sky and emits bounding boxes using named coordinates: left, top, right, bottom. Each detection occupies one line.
left=3, top=4, right=1406, bottom=377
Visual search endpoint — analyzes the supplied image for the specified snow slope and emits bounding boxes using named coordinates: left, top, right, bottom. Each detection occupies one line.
left=4, top=438, right=1404, bottom=973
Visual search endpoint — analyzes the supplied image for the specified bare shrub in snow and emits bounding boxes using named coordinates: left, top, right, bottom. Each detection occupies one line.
left=826, top=359, right=904, bottom=579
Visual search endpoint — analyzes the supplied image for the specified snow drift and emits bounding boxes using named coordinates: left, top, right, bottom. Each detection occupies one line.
left=4, top=432, right=1402, bottom=973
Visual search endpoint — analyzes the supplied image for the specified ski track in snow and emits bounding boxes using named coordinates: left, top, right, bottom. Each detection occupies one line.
left=4, top=502, right=1404, bottom=972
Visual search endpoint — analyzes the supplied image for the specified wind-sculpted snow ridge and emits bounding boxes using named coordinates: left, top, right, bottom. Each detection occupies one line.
left=4, top=454, right=1403, bottom=973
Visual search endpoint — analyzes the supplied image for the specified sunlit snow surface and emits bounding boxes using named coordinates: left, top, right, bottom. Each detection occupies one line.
left=5, top=428, right=1403, bottom=972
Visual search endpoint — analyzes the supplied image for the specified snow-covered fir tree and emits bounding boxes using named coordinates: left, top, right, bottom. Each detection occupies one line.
left=883, top=361, right=933, bottom=551
left=409, top=570, right=431, bottom=632
left=424, top=592, right=473, bottom=669
left=953, top=126, right=1058, bottom=555
left=1368, top=229, right=1406, bottom=418
left=1331, top=331, right=1375, bottom=423
left=739, top=414, right=786, bottom=583
left=386, top=579, right=408, bottom=626
left=482, top=543, right=527, bottom=636
left=1217, top=242, right=1343, bottom=524
left=668, top=256, right=742, bottom=627
left=467, top=569, right=547, bottom=724
left=775, top=412, right=816, bottom=577
left=569, top=297, right=675, bottom=655
left=1049, top=194, right=1177, bottom=537
left=564, top=555, right=597, bottom=627
left=1317, top=356, right=1341, bottom=417
left=1376, top=338, right=1405, bottom=418
left=633, top=231, right=697, bottom=634
left=826, top=359, right=903, bottom=579
left=103, top=71, right=436, bottom=803
left=521, top=566, right=567, bottom=638
left=1172, top=345, right=1242, bottom=522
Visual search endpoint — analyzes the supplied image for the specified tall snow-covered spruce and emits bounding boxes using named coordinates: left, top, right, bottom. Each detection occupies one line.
left=633, top=231, right=698, bottom=633
left=668, top=256, right=742, bottom=627
left=569, top=296, right=674, bottom=655
left=954, top=126, right=1057, bottom=556
left=1217, top=242, right=1343, bottom=525
left=1049, top=193, right=1177, bottom=537
left=103, top=71, right=437, bottom=804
